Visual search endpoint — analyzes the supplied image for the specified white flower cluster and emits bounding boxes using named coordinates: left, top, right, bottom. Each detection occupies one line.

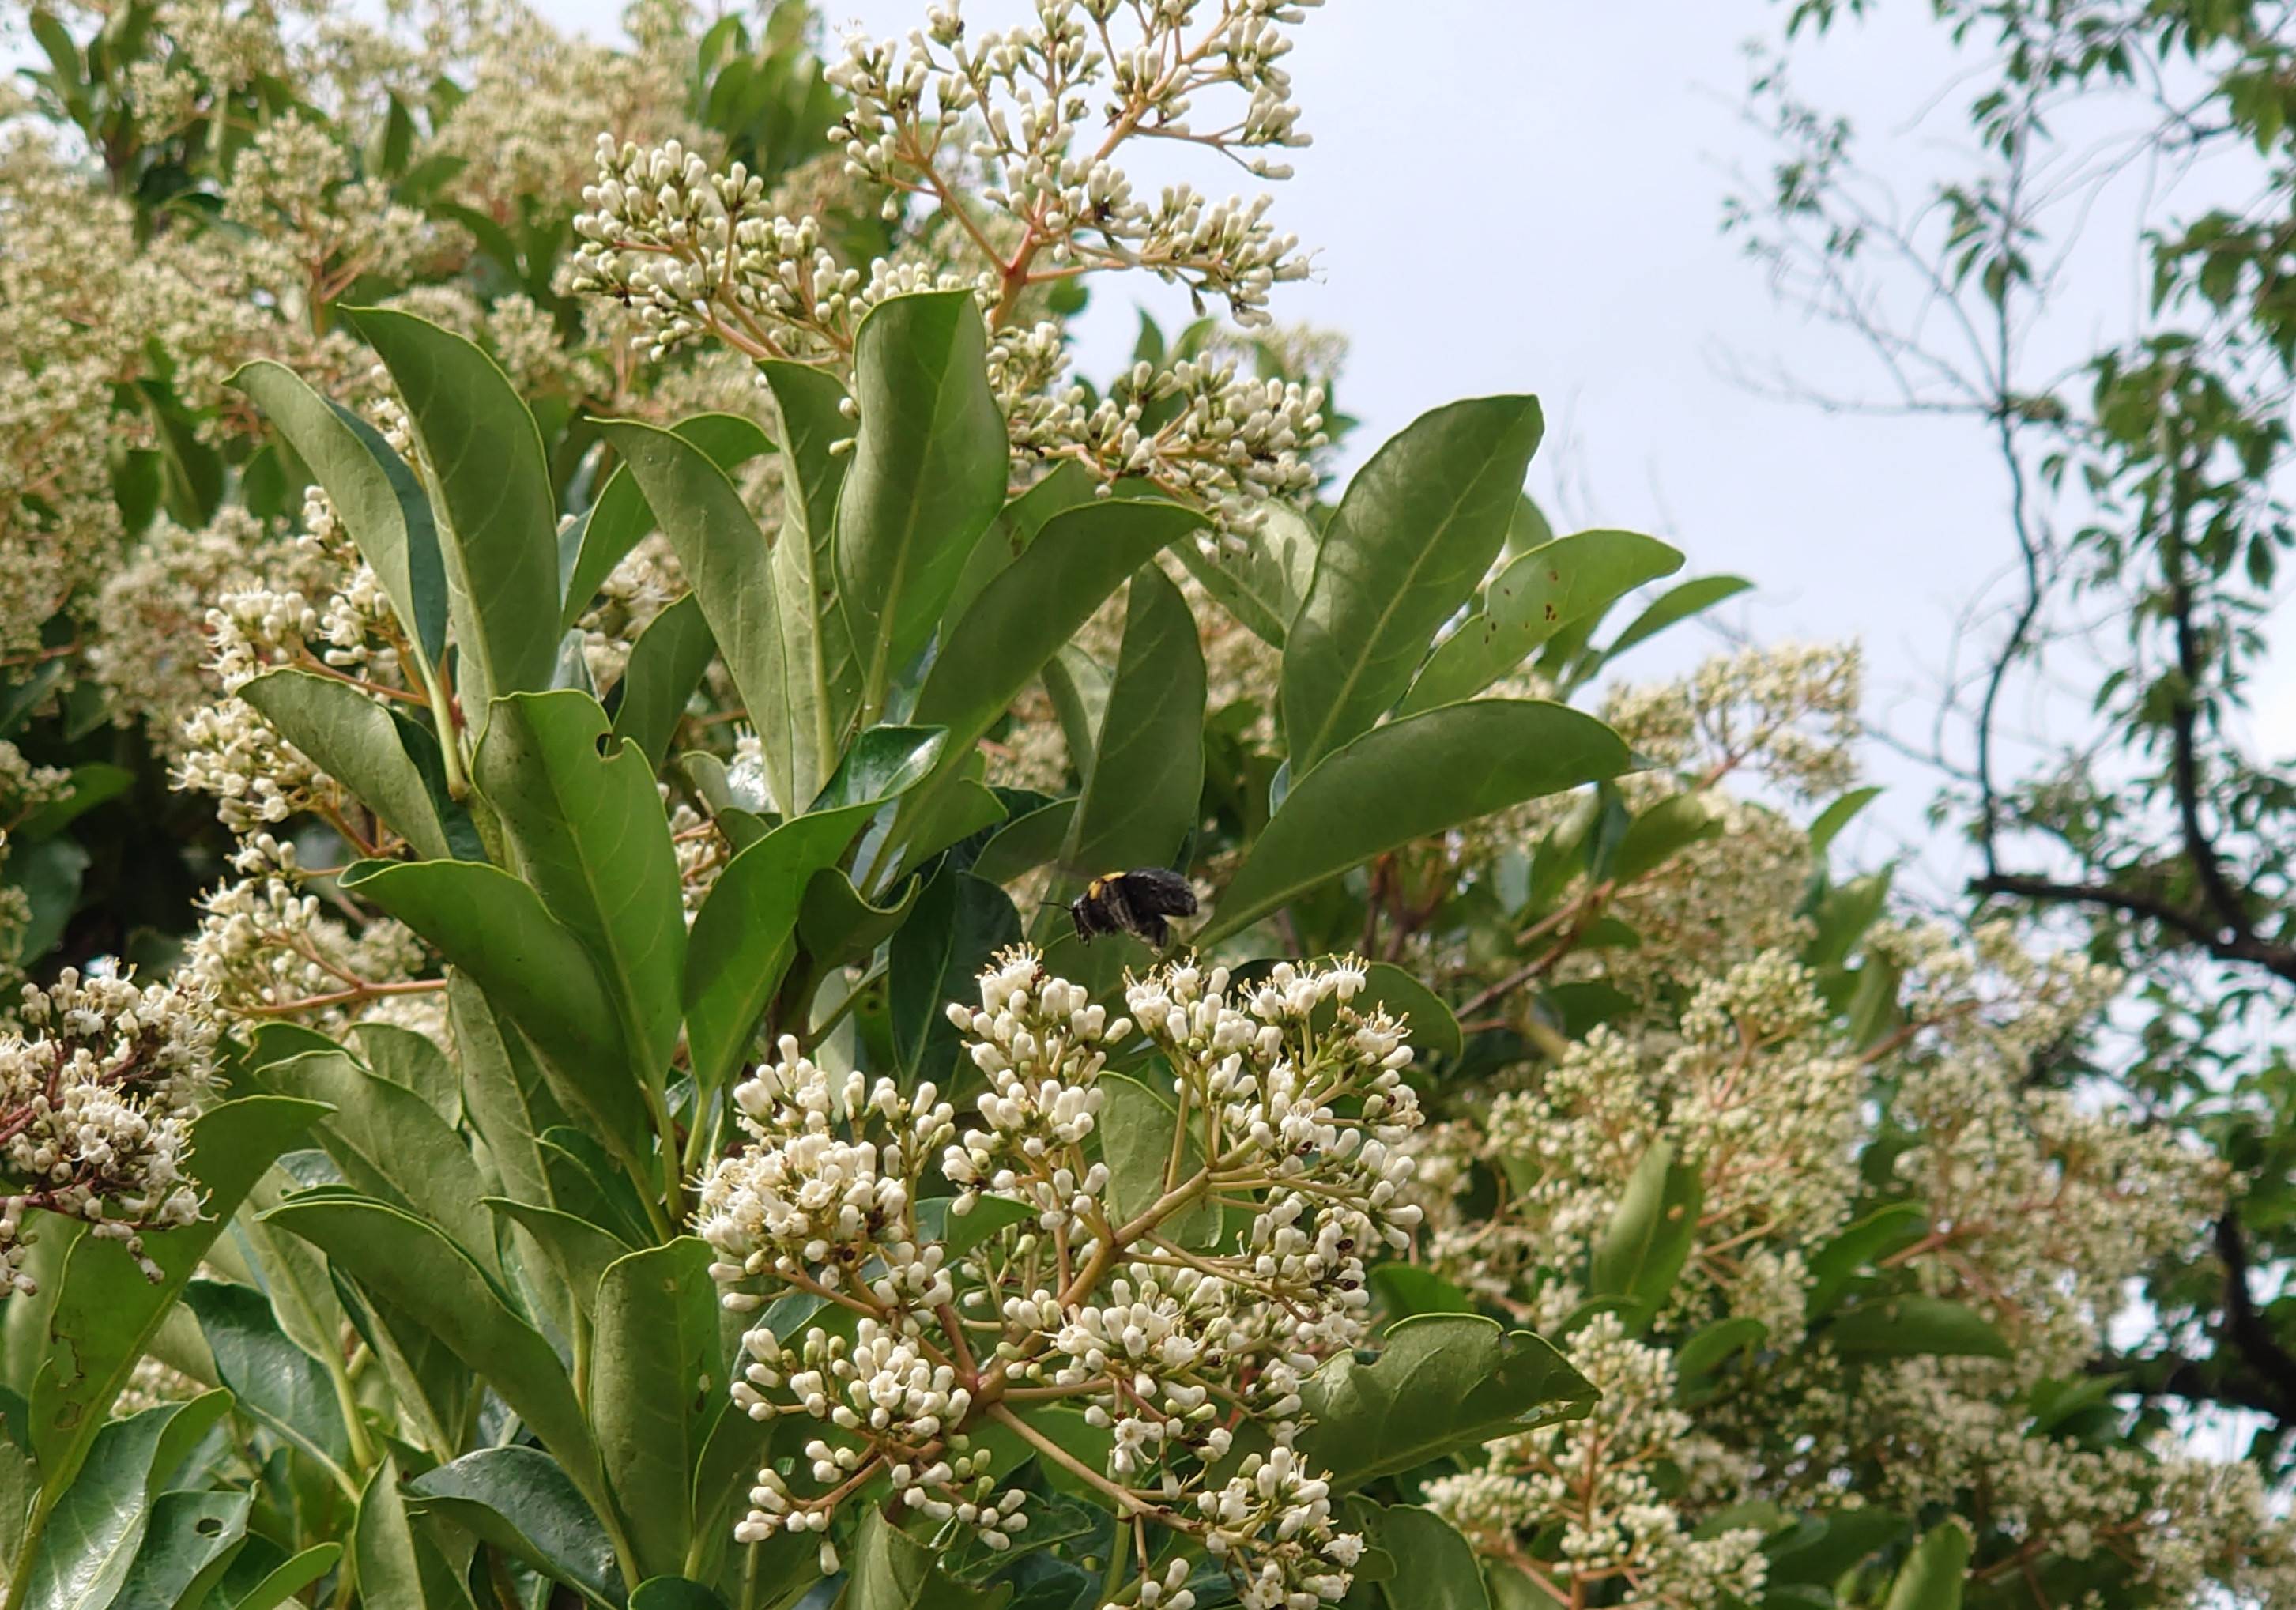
left=570, top=0, right=1332, bottom=525
left=0, top=967, right=218, bottom=1297
left=694, top=948, right=1417, bottom=1610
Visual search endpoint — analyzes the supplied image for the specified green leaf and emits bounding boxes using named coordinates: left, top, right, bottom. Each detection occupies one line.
left=1588, top=1138, right=1701, bottom=1331
left=183, top=1280, right=350, bottom=1483
left=684, top=730, right=945, bottom=1093
left=28, top=1098, right=323, bottom=1495
left=1057, top=565, right=1205, bottom=888
left=906, top=500, right=1203, bottom=847
left=596, top=418, right=810, bottom=813
left=1367, top=1264, right=1476, bottom=1320
left=1096, top=1073, right=1221, bottom=1248
left=1203, top=700, right=1630, bottom=945
left=1295, top=1314, right=1595, bottom=1492
left=590, top=1239, right=721, bottom=1582
left=799, top=868, right=923, bottom=967
left=110, top=1489, right=250, bottom=1610
left=1883, top=1523, right=1970, bottom=1610
left=258, top=1049, right=500, bottom=1277
left=1041, top=644, right=1110, bottom=774
left=486, top=1200, right=631, bottom=1309
left=409, top=1446, right=623, bottom=1608
left=610, top=593, right=714, bottom=771
left=1768, top=1510, right=1910, bottom=1591
left=1827, top=1297, right=2011, bottom=1362
left=1608, top=792, right=1725, bottom=885
left=344, top=307, right=561, bottom=701
left=1171, top=500, right=1319, bottom=648
left=16, top=1393, right=232, bottom=1610
left=1804, top=1204, right=1927, bottom=1319
left=1364, top=1504, right=1488, bottom=1610
left=231, top=360, right=448, bottom=665
left=760, top=364, right=863, bottom=777
left=630, top=1582, right=729, bottom=1610
left=1283, top=396, right=1544, bottom=768
left=890, top=869, right=1021, bottom=1083
left=447, top=974, right=564, bottom=1212
left=473, top=690, right=686, bottom=1084
left=945, top=459, right=1098, bottom=628
left=1673, top=1316, right=1768, bottom=1387
left=12, top=762, right=131, bottom=842
left=1354, top=961, right=1462, bottom=1064
left=835, top=292, right=1008, bottom=723
left=1601, top=575, right=1753, bottom=663
left=354, top=1459, right=476, bottom=1610
left=258, top=1197, right=601, bottom=1499
left=342, top=862, right=647, bottom=1152
left=1808, top=786, right=1884, bottom=856
left=563, top=413, right=775, bottom=632
left=347, top=1020, right=459, bottom=1127
left=1803, top=869, right=1893, bottom=970
left=843, top=1506, right=1012, bottom=1610
left=1400, top=529, right=1683, bottom=715
left=971, top=797, right=1076, bottom=884
left=215, top=1542, right=341, bottom=1610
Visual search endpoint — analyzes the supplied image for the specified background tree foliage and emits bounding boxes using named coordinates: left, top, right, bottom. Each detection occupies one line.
left=1730, top=0, right=2296, bottom=1476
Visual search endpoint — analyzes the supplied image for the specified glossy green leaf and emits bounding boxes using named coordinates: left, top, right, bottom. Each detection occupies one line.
left=447, top=974, right=562, bottom=1211
left=259, top=1049, right=499, bottom=1276
left=1284, top=396, right=1544, bottom=768
left=760, top=362, right=863, bottom=768
left=353, top=1459, right=475, bottom=1610
left=15, top=1393, right=232, bottom=1610
left=486, top=1199, right=632, bottom=1307
left=473, top=689, right=686, bottom=1081
left=1827, top=1297, right=2011, bottom=1362
left=1809, top=785, right=1885, bottom=857
left=1674, top=1316, right=1769, bottom=1386
left=630, top=1582, right=730, bottom=1610
left=1364, top=1504, right=1487, bottom=1610
left=1356, top=961, right=1463, bottom=1063
left=1202, top=700, right=1630, bottom=945
left=1804, top=869, right=1894, bottom=970
left=890, top=869, right=1020, bottom=1082
left=1589, top=1138, right=1701, bottom=1331
left=28, top=1098, right=322, bottom=1494
left=230, top=360, right=447, bottom=664
left=1602, top=575, right=1753, bottom=662
left=347, top=1019, right=458, bottom=1126
left=1883, top=1523, right=1970, bottom=1610
left=1804, top=1204, right=1927, bottom=1319
left=345, top=307, right=561, bottom=700
left=343, top=861, right=648, bottom=1150
left=409, top=1446, right=623, bottom=1608
left=1608, top=791, right=1724, bottom=885
left=844, top=1506, right=1012, bottom=1610
left=590, top=1239, right=720, bottom=1581
left=12, top=761, right=132, bottom=842
left=110, top=1488, right=249, bottom=1610
left=1401, top=529, right=1683, bottom=715
left=183, top=1280, right=350, bottom=1483
left=944, top=459, right=1098, bottom=627
left=971, top=797, right=1076, bottom=884
left=1171, top=500, right=1319, bottom=647
left=611, top=592, right=714, bottom=771
left=215, top=1542, right=341, bottom=1610
left=835, top=291, right=1008, bottom=722
left=562, top=413, right=774, bottom=632
left=684, top=729, right=944, bottom=1092
left=596, top=418, right=809, bottom=813
left=1058, top=565, right=1205, bottom=888
left=259, top=1197, right=601, bottom=1496
left=1367, top=1263, right=1476, bottom=1320
left=1295, top=1314, right=1595, bottom=1491
left=910, top=501, right=1204, bottom=835
left=1096, top=1073, right=1222, bottom=1248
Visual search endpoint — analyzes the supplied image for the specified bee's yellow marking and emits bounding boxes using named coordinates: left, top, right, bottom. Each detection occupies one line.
left=1086, top=879, right=1105, bottom=899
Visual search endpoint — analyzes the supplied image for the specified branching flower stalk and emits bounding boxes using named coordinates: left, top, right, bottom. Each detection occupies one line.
left=571, top=0, right=1330, bottom=526
left=696, top=948, right=1417, bottom=1610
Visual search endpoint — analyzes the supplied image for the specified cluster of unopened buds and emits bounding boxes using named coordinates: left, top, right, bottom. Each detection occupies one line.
left=693, top=948, right=1416, bottom=1608
left=0, top=967, right=218, bottom=1297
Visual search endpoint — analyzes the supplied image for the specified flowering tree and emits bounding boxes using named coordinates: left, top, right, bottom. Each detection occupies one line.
left=0, top=2, right=2287, bottom=1608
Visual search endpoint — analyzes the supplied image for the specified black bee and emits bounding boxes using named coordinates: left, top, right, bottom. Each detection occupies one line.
left=1069, top=868, right=1198, bottom=947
